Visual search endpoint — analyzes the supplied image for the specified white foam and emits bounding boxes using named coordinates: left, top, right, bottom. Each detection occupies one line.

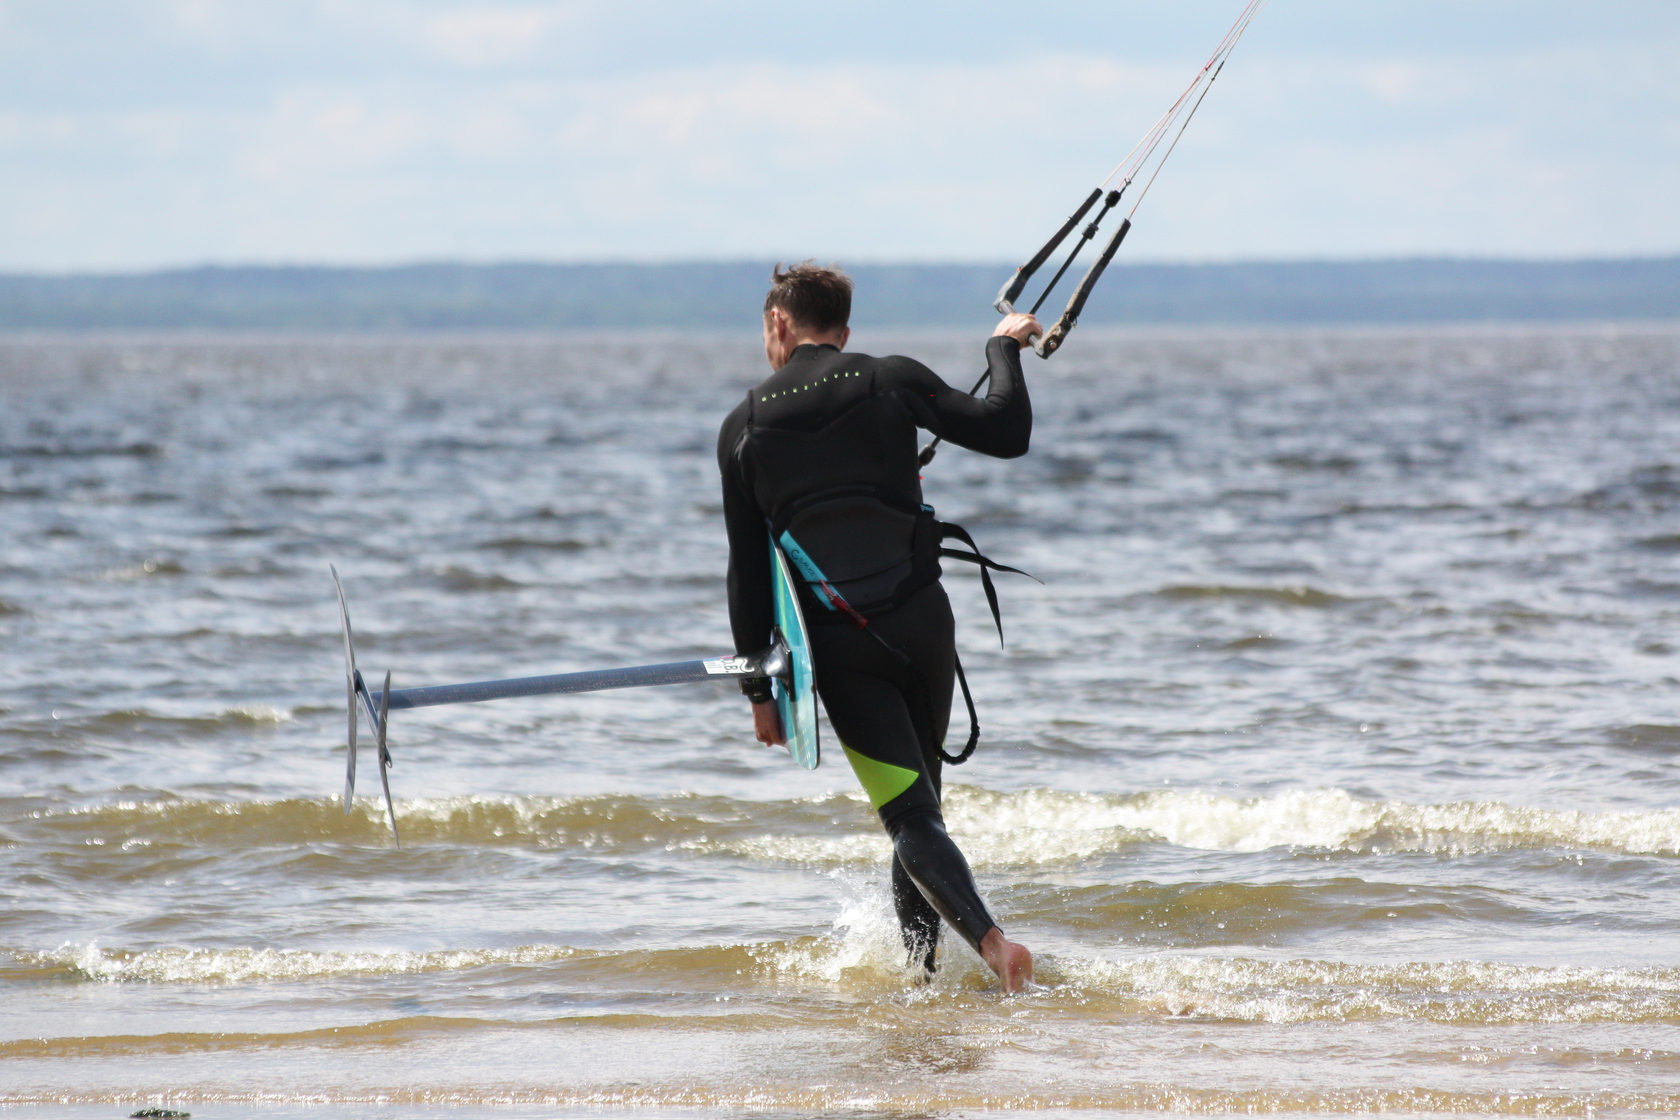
left=38, top=787, right=1679, bottom=864
left=1054, top=953, right=1680, bottom=1024
left=655, top=785, right=1680, bottom=867
left=757, top=871, right=987, bottom=994
left=41, top=941, right=577, bottom=985
left=941, top=786, right=1680, bottom=862
left=226, top=704, right=291, bottom=724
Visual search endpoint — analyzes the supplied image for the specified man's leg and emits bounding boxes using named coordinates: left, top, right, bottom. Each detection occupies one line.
left=813, top=586, right=1032, bottom=991
left=878, top=750, right=1031, bottom=991
left=892, top=854, right=941, bottom=976
left=820, top=663, right=1026, bottom=986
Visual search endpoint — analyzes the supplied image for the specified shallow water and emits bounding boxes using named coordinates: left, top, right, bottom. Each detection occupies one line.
left=2, top=325, right=1679, bottom=1117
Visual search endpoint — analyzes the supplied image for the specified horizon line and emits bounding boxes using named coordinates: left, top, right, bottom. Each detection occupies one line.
left=6, top=252, right=1680, bottom=281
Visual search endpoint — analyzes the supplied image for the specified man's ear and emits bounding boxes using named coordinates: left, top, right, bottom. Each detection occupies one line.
left=839, top=326, right=851, bottom=350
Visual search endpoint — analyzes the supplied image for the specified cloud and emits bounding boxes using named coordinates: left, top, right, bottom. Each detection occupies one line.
left=1, top=2, right=1678, bottom=268
left=420, top=5, right=571, bottom=67
left=236, top=91, right=429, bottom=180
left=1360, top=62, right=1428, bottom=104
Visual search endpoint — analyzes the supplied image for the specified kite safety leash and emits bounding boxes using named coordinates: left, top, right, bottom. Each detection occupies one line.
left=998, top=0, right=1270, bottom=360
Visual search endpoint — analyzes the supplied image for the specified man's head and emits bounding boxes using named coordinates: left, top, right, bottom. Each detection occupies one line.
left=762, top=262, right=852, bottom=370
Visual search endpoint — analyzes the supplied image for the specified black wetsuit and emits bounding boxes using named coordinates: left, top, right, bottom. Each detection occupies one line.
left=717, top=336, right=1031, bottom=972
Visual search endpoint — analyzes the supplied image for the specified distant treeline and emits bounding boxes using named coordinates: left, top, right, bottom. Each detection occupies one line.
left=2, top=257, right=1677, bottom=330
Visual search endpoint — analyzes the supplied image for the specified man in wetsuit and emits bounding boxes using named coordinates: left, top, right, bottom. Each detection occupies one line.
left=716, top=262, right=1038, bottom=992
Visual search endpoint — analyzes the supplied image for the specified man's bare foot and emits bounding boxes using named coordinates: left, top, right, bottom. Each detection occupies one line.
left=979, top=926, right=1033, bottom=993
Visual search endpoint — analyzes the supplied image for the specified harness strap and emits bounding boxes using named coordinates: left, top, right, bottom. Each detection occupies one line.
left=818, top=579, right=870, bottom=629
left=942, top=652, right=981, bottom=764
left=936, top=520, right=1041, bottom=647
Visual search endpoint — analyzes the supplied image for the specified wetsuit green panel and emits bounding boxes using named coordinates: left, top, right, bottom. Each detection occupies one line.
left=842, top=744, right=920, bottom=812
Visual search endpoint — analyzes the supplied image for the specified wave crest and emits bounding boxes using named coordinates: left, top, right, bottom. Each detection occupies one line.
left=26, top=942, right=577, bottom=985
left=13, top=787, right=1676, bottom=862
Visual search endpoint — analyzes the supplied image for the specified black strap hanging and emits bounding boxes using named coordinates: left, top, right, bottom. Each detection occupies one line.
left=940, top=652, right=982, bottom=764
left=936, top=519, right=1040, bottom=647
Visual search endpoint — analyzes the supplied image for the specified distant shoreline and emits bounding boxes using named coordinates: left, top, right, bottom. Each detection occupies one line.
left=3, top=257, right=1677, bottom=331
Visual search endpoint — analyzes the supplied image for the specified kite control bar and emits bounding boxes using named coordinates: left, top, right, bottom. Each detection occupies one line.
left=924, top=1, right=1266, bottom=463
left=996, top=188, right=1132, bottom=358
left=919, top=187, right=1134, bottom=463
left=993, top=0, right=1267, bottom=360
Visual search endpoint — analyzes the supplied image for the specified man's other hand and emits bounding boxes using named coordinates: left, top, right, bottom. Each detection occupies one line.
left=752, top=699, right=786, bottom=747
left=992, top=312, right=1042, bottom=348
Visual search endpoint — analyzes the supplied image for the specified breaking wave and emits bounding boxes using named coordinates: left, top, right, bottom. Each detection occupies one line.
left=12, top=786, right=1679, bottom=862
left=13, top=934, right=1680, bottom=1028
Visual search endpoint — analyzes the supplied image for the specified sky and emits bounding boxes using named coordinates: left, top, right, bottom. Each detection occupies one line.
left=3, top=0, right=1678, bottom=273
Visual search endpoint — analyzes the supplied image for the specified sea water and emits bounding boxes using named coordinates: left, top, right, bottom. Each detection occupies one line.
left=2, top=325, right=1678, bottom=1117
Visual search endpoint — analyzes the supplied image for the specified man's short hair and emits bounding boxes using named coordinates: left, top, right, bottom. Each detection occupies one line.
left=764, top=262, right=852, bottom=334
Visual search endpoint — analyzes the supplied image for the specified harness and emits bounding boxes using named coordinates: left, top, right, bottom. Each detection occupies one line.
left=739, top=388, right=1036, bottom=763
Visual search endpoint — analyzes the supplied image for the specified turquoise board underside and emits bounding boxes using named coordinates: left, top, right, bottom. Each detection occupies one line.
left=770, top=541, right=819, bottom=770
